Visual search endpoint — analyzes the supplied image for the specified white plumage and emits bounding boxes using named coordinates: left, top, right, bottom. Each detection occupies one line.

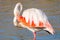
left=22, top=8, right=47, bottom=26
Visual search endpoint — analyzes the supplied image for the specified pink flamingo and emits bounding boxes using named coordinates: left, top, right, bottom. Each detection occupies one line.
left=13, top=3, right=55, bottom=40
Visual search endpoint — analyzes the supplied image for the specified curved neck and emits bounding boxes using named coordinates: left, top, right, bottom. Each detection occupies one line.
left=14, top=3, right=23, bottom=17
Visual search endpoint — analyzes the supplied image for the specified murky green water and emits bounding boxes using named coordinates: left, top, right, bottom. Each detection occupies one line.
left=0, top=0, right=60, bottom=40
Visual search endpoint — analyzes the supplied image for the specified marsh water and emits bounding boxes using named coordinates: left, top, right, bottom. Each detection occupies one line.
left=0, top=0, right=60, bottom=40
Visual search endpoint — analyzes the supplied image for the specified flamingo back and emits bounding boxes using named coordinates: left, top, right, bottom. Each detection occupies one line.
left=21, top=8, right=48, bottom=27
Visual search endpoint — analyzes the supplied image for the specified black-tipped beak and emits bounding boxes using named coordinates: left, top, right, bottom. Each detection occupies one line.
left=45, top=30, right=52, bottom=35
left=45, top=30, right=55, bottom=35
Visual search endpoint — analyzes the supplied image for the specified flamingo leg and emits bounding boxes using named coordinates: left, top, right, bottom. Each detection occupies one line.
left=33, top=32, right=36, bottom=40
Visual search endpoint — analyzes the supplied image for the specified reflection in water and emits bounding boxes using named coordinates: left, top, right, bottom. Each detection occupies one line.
left=0, top=0, right=60, bottom=40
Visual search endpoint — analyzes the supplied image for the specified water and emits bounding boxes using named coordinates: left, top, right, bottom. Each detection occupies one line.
left=0, top=0, right=60, bottom=40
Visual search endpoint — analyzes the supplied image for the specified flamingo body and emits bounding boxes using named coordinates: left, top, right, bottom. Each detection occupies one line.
left=19, top=8, right=47, bottom=31
left=13, top=3, right=55, bottom=40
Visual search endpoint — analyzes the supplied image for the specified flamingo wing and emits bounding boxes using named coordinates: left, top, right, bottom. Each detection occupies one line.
left=17, top=8, right=47, bottom=28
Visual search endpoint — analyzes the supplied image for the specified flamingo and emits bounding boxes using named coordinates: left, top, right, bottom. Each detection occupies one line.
left=13, top=3, right=55, bottom=40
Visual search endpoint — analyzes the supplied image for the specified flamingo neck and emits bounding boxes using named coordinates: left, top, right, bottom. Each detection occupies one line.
left=14, top=3, right=23, bottom=17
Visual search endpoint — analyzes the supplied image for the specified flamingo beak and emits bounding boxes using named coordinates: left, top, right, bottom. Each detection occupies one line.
left=44, top=21, right=55, bottom=35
